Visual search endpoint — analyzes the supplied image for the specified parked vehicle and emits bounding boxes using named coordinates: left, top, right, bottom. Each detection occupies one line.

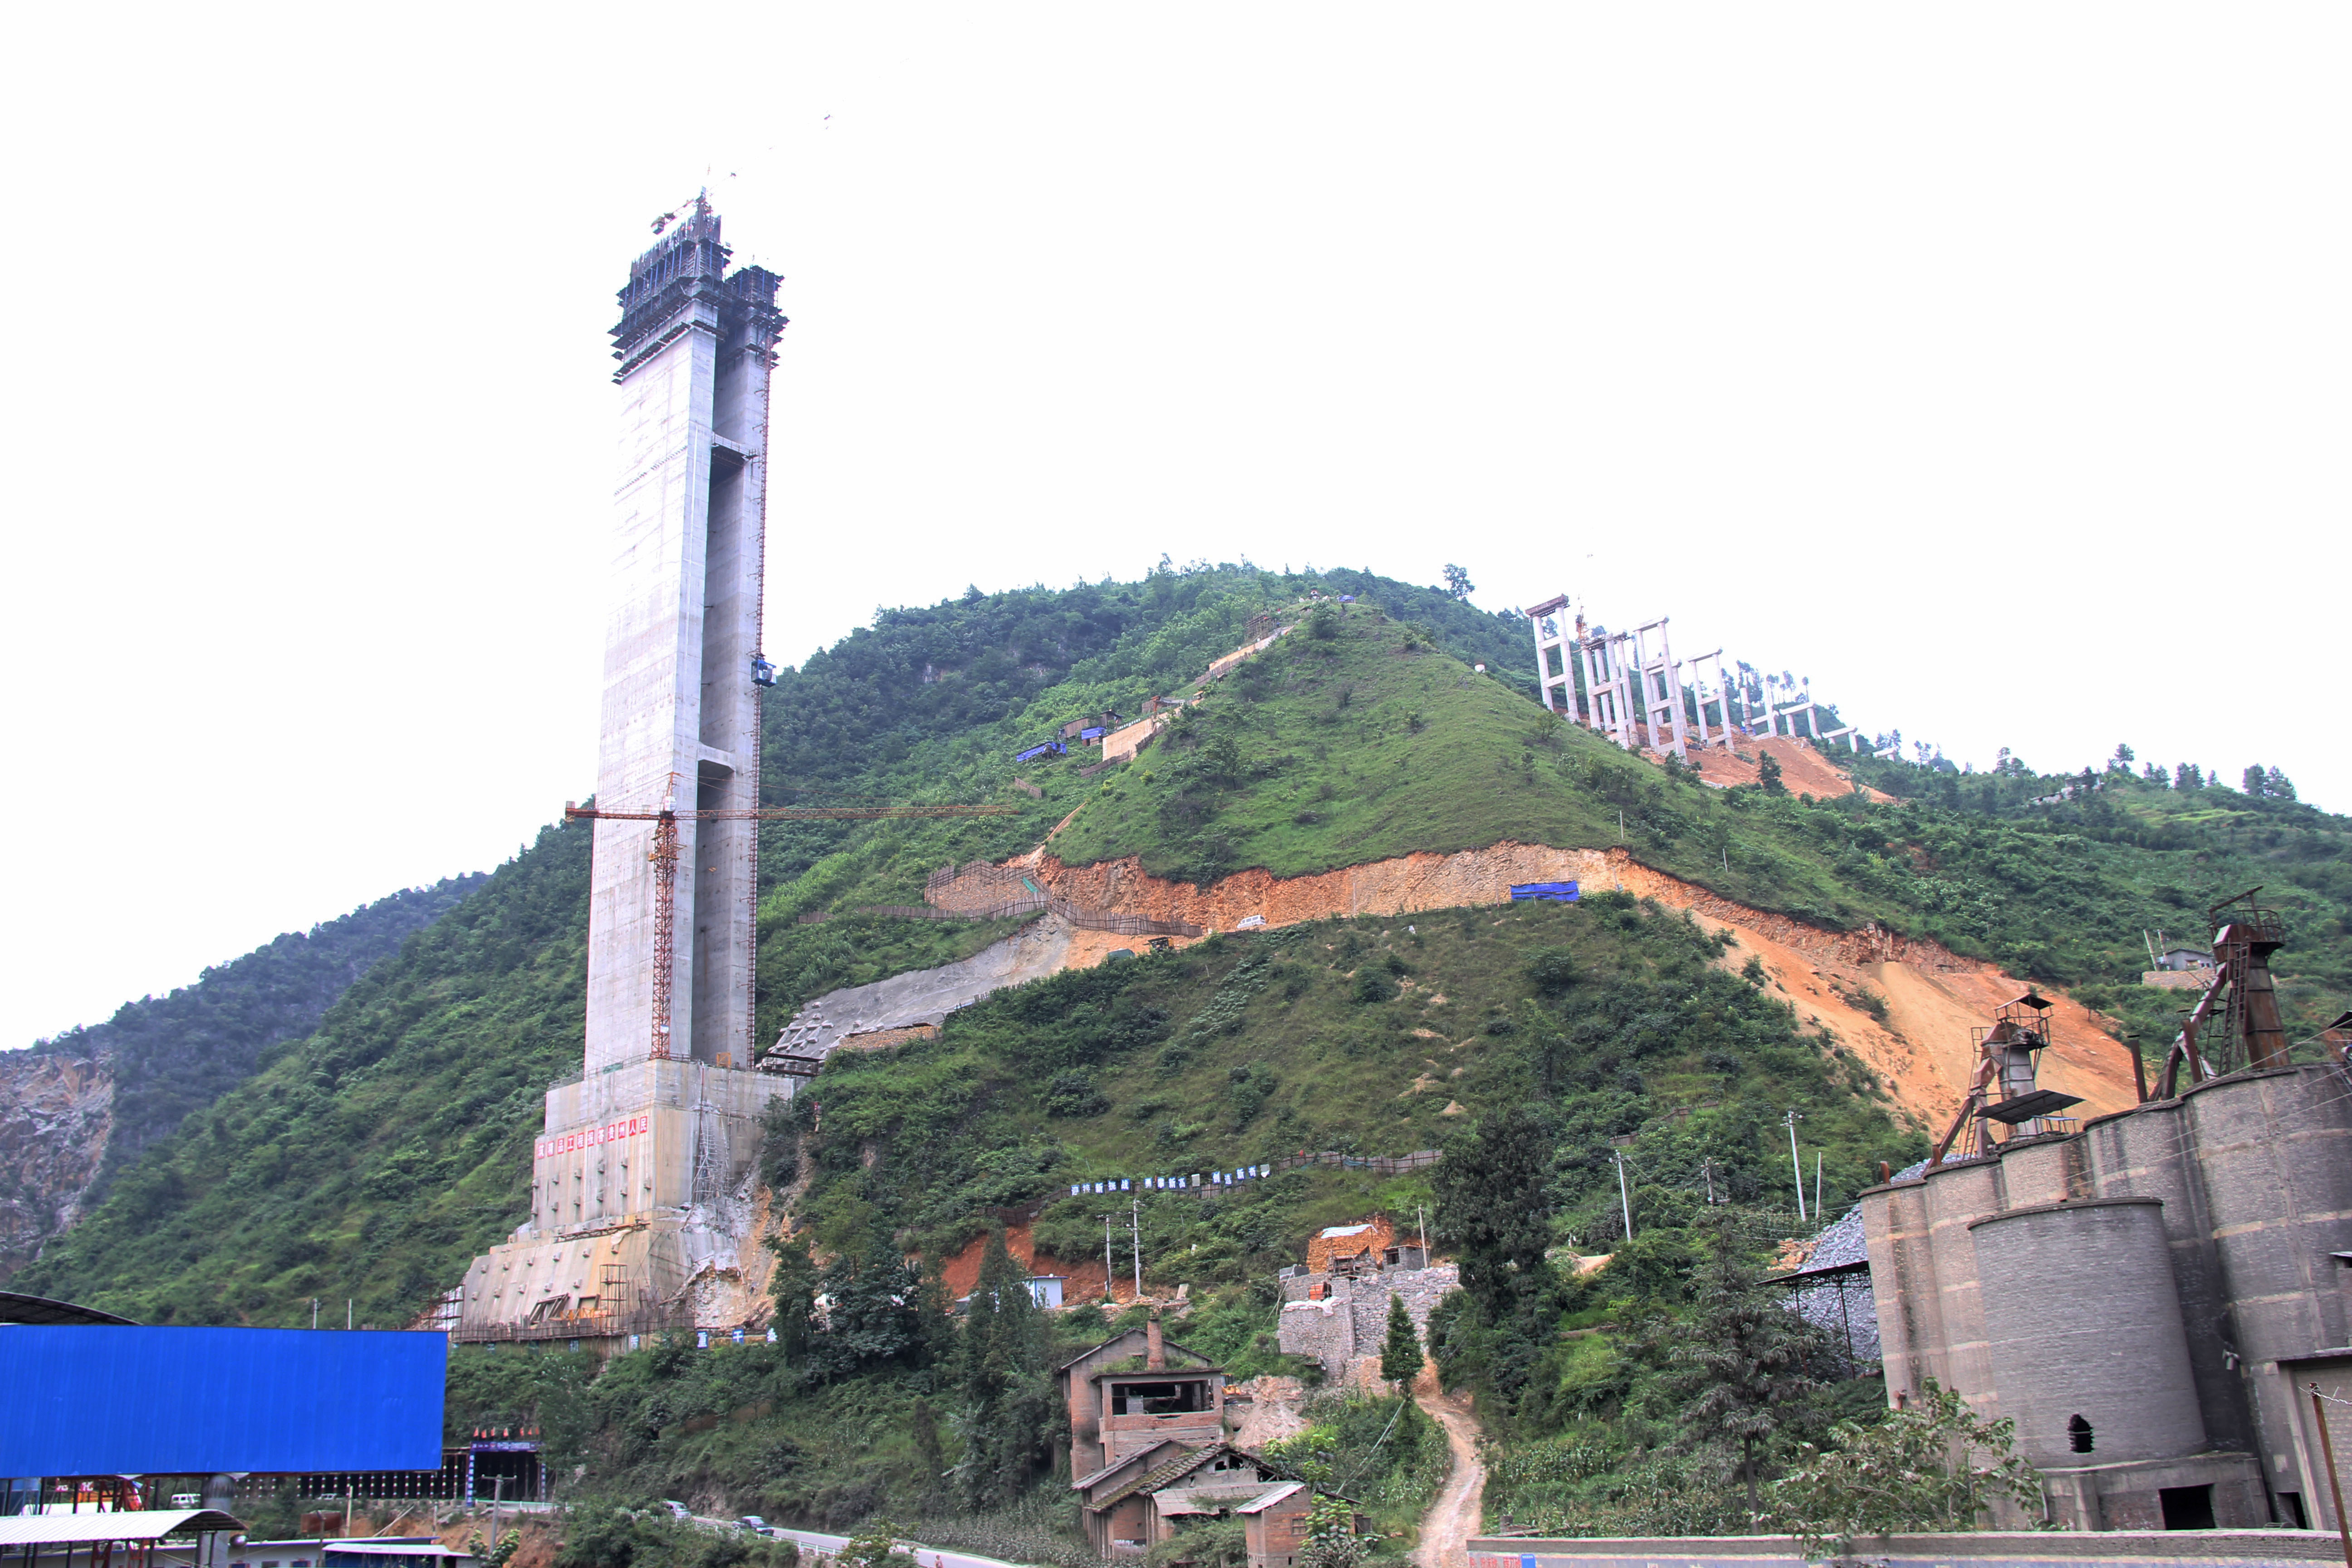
left=662, top=1501, right=691, bottom=1520
left=740, top=1517, right=769, bottom=1532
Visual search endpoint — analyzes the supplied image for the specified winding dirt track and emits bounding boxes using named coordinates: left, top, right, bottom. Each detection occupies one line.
left=1412, top=1370, right=1485, bottom=1568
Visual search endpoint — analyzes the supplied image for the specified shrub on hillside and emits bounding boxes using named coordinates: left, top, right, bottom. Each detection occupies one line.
left=1042, top=1070, right=1109, bottom=1118
left=1525, top=948, right=1579, bottom=996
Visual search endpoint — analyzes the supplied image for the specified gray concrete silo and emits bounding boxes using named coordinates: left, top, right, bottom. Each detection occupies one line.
left=1969, top=1196, right=2205, bottom=1468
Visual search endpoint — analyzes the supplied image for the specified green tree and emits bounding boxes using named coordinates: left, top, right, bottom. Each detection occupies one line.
left=1146, top=1518, right=1248, bottom=1568
left=1436, top=1106, right=1557, bottom=1318
left=1524, top=948, right=1579, bottom=997
left=1756, top=752, right=1786, bottom=796
left=1296, top=1492, right=1372, bottom=1568
left=1442, top=564, right=1475, bottom=601
left=1433, top=1105, right=1558, bottom=1397
left=768, top=1233, right=819, bottom=1359
left=1663, top=1226, right=1830, bottom=1514
left=1772, top=1378, right=2046, bottom=1558
left=908, top=1396, right=948, bottom=1512
left=955, top=1231, right=1055, bottom=1509
left=810, top=1239, right=929, bottom=1381
left=1380, top=1294, right=1423, bottom=1391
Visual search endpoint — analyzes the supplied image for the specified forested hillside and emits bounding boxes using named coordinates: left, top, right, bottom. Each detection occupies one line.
left=29, top=562, right=2352, bottom=1326
left=14, top=839, right=583, bottom=1323
left=18, top=559, right=2351, bottom=1549
left=24, top=875, right=486, bottom=1187
left=427, top=891, right=1916, bottom=1537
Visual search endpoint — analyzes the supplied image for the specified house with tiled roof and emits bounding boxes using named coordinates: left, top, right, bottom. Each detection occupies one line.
left=1071, top=1441, right=1328, bottom=1565
left=1058, top=1313, right=1348, bottom=1564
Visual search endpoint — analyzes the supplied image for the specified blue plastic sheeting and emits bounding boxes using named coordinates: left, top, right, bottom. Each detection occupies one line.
left=1509, top=881, right=1580, bottom=902
left=0, top=1327, right=446, bottom=1475
left=1014, top=740, right=1068, bottom=762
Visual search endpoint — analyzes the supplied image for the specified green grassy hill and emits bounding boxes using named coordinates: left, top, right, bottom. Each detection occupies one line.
left=801, top=893, right=1917, bottom=1274
left=15, top=559, right=2352, bottom=1546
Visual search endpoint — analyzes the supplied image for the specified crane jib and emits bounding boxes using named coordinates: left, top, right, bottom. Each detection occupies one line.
left=563, top=804, right=1021, bottom=821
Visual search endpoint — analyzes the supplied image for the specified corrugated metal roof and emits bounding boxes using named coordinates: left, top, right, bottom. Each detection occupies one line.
left=0, top=1290, right=135, bottom=1326
left=0, top=1511, right=243, bottom=1545
left=1236, top=1482, right=1308, bottom=1515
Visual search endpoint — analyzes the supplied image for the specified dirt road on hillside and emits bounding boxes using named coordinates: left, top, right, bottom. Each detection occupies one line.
left=1413, top=1371, right=1485, bottom=1568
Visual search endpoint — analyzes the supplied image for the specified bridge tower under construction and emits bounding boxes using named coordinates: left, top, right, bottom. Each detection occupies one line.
left=589, top=196, right=786, bottom=1077
left=451, top=202, right=792, bottom=1349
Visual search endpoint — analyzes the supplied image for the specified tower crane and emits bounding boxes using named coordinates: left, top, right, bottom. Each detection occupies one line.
left=564, top=790, right=1024, bottom=1060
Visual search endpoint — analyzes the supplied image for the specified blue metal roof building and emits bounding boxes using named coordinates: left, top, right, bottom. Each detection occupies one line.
left=0, top=1328, right=446, bottom=1476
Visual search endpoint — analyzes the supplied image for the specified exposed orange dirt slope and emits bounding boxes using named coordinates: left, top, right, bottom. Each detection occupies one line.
left=1676, top=731, right=1893, bottom=802
left=1012, top=842, right=2135, bottom=1133
left=936, top=1219, right=1111, bottom=1301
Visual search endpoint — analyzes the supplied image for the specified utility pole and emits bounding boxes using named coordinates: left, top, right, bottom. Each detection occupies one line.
left=1417, top=1205, right=1428, bottom=1258
left=311, top=1299, right=320, bottom=1330
left=1614, top=1150, right=1635, bottom=1243
left=1813, top=1151, right=1823, bottom=1222
left=346, top=1299, right=353, bottom=1331
left=1130, top=1200, right=1143, bottom=1302
left=1785, top=1110, right=1807, bottom=1223
left=1102, top=1214, right=1117, bottom=1304
left=1702, top=1159, right=1715, bottom=1205
left=2309, top=1383, right=2351, bottom=1567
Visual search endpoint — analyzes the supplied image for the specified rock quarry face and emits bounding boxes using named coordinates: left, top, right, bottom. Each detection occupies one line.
left=0, top=1051, right=114, bottom=1285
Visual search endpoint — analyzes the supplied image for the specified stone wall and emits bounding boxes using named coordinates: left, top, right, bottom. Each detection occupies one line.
left=1276, top=1263, right=1459, bottom=1381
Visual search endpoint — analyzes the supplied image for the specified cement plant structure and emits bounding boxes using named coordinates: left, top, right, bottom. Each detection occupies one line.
left=453, top=202, right=792, bottom=1346
left=1859, top=900, right=2352, bottom=1534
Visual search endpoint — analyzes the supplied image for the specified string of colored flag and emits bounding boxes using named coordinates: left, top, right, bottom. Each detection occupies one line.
left=1070, top=1165, right=1271, bottom=1197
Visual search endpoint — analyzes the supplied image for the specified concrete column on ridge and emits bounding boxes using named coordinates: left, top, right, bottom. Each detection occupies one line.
left=1525, top=593, right=1576, bottom=719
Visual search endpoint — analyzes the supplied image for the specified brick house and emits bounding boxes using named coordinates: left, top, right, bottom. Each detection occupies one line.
left=1059, top=1316, right=1352, bottom=1563
left=1074, top=1441, right=1332, bottom=1567
left=1304, top=1217, right=1396, bottom=1275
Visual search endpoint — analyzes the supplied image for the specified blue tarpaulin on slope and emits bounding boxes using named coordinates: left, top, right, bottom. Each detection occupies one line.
left=1509, top=881, right=1580, bottom=902
left=1014, top=740, right=1067, bottom=762
left=0, top=1327, right=445, bottom=1476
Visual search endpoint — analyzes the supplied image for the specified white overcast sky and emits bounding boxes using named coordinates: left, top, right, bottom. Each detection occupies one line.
left=1, top=4, right=2343, bottom=1047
